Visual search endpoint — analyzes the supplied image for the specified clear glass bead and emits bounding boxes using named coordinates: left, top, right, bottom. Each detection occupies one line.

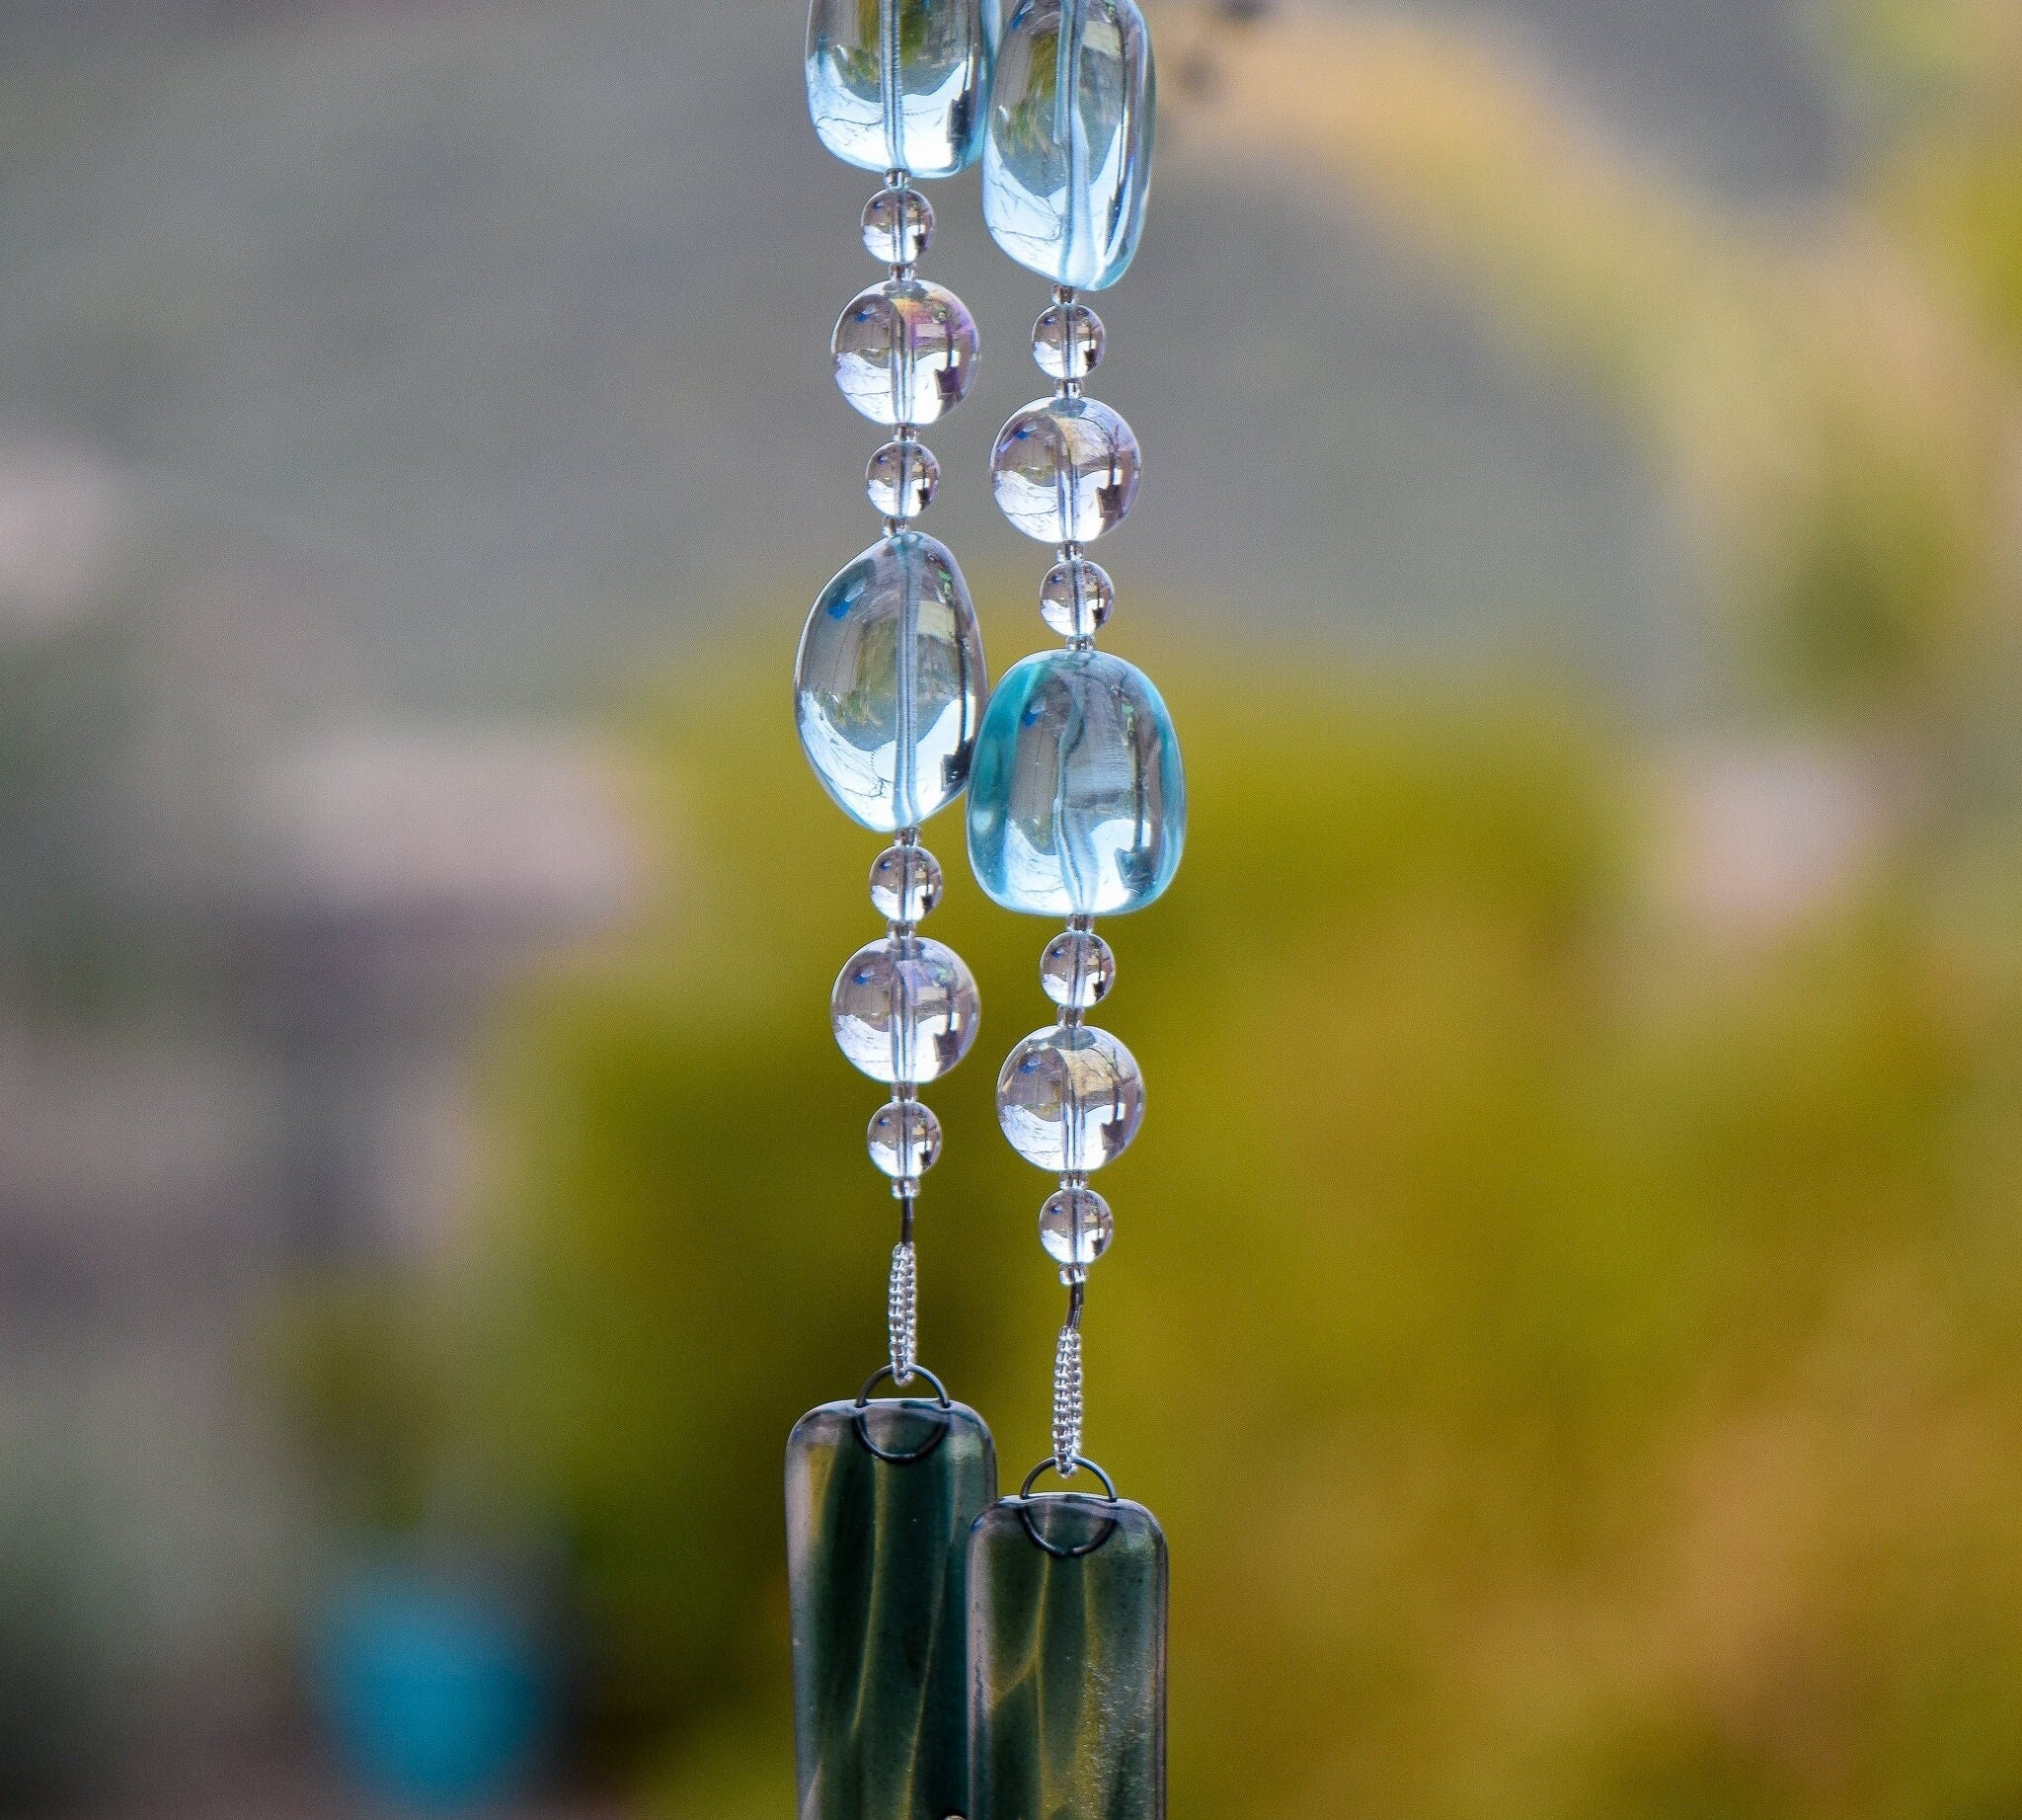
left=996, top=1024, right=1144, bottom=1171
left=1039, top=557, right=1114, bottom=640
left=807, top=0, right=993, bottom=179
left=1032, top=301, right=1105, bottom=381
left=866, top=438, right=940, bottom=520
left=868, top=1098, right=944, bottom=1178
left=1041, top=928, right=1115, bottom=1008
left=863, top=186, right=935, bottom=266
left=833, top=279, right=979, bottom=428
left=832, top=935, right=981, bottom=1085
left=870, top=842, right=944, bottom=922
left=1039, top=1183, right=1114, bottom=1265
left=967, top=647, right=1185, bottom=915
left=796, top=531, right=987, bottom=833
left=982, top=0, right=1155, bottom=290
left=990, top=396, right=1140, bottom=543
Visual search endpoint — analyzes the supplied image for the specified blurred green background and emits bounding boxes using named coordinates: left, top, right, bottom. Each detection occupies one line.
left=3, top=0, right=2021, bottom=1816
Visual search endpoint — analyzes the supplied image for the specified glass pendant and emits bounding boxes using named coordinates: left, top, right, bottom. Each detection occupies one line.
left=789, top=1386, right=997, bottom=1820
left=969, top=1479, right=1167, bottom=1820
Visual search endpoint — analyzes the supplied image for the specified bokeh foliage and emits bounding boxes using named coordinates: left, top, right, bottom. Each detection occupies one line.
left=444, top=638, right=2022, bottom=1820
left=378, top=3, right=2022, bottom=1815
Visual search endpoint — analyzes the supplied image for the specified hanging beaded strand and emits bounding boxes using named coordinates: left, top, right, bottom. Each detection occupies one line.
left=797, top=7, right=993, bottom=1385
left=970, top=0, right=1178, bottom=1480
left=787, top=14, right=1000, bottom=1820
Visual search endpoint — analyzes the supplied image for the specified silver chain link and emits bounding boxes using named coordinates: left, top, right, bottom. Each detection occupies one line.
left=888, top=1240, right=918, bottom=1384
left=1050, top=1323, right=1083, bottom=1472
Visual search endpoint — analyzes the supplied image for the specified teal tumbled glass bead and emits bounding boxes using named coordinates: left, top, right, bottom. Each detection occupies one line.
left=797, top=532, right=987, bottom=833
left=983, top=0, right=1156, bottom=291
left=806, top=0, right=994, bottom=179
left=967, top=647, right=1184, bottom=915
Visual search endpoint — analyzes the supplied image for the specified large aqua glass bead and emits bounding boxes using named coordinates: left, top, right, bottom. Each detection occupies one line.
left=966, top=647, right=1183, bottom=915
left=982, top=0, right=1155, bottom=291
left=806, top=0, right=994, bottom=179
left=797, top=532, right=988, bottom=833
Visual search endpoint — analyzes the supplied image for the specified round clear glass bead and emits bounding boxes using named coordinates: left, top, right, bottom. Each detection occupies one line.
left=995, top=1024, right=1144, bottom=1172
left=863, top=186, right=935, bottom=266
left=866, top=439, right=940, bottom=520
left=990, top=396, right=1140, bottom=543
left=1040, top=929, right=1115, bottom=1009
left=1032, top=301, right=1105, bottom=381
left=1039, top=1184, right=1114, bottom=1266
left=868, top=1098, right=943, bottom=1179
left=833, top=279, right=979, bottom=428
left=1039, top=557, right=1114, bottom=640
left=869, top=843, right=943, bottom=922
left=832, top=935, right=980, bottom=1085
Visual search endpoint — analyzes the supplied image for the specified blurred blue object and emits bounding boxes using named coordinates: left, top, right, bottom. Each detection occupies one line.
left=313, top=1565, right=550, bottom=1815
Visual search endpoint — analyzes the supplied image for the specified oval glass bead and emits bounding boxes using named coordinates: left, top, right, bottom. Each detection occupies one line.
left=990, top=396, right=1140, bottom=543
left=833, top=935, right=981, bottom=1085
left=866, top=438, right=940, bottom=520
left=996, top=1024, right=1143, bottom=1171
left=869, top=1097, right=944, bottom=1178
left=1032, top=300, right=1105, bottom=381
left=834, top=280, right=979, bottom=428
left=862, top=186, right=935, bottom=267
left=1039, top=556, right=1114, bottom=640
left=869, top=842, right=944, bottom=922
left=983, top=0, right=1156, bottom=291
left=1041, top=928, right=1115, bottom=1009
left=797, top=532, right=988, bottom=833
left=967, top=647, right=1184, bottom=915
left=806, top=0, right=993, bottom=180
left=1040, top=1183, right=1114, bottom=1266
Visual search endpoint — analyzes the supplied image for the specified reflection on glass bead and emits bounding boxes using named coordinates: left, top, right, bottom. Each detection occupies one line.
left=1041, top=929, right=1115, bottom=1009
left=833, top=280, right=979, bottom=428
left=1032, top=301, right=1105, bottom=381
left=869, top=1098, right=944, bottom=1178
left=870, top=843, right=944, bottom=922
left=867, top=439, right=941, bottom=520
left=996, top=1024, right=1143, bottom=1171
left=983, top=0, right=1156, bottom=290
left=1039, top=1184, right=1114, bottom=1265
left=796, top=532, right=987, bottom=833
left=833, top=936, right=981, bottom=1085
left=1039, top=557, right=1114, bottom=640
left=990, top=397, right=1140, bottom=543
left=967, top=647, right=1185, bottom=915
left=807, top=0, right=993, bottom=179
left=863, top=186, right=935, bottom=266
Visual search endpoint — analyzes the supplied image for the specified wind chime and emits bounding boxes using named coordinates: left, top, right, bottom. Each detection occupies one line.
left=788, top=4, right=1176, bottom=1817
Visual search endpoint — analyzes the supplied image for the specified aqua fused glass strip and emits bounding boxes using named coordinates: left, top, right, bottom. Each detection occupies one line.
left=787, top=1396, right=997, bottom=1820
left=969, top=1492, right=1167, bottom=1820
left=808, top=0, right=995, bottom=179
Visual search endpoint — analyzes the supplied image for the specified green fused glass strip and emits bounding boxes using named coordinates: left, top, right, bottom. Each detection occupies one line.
left=969, top=1493, right=1168, bottom=1820
left=787, top=1396, right=997, bottom=1820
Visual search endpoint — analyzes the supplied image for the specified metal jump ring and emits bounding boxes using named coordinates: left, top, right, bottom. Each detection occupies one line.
left=852, top=1363, right=954, bottom=1464
left=1016, top=1455, right=1122, bottom=1558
